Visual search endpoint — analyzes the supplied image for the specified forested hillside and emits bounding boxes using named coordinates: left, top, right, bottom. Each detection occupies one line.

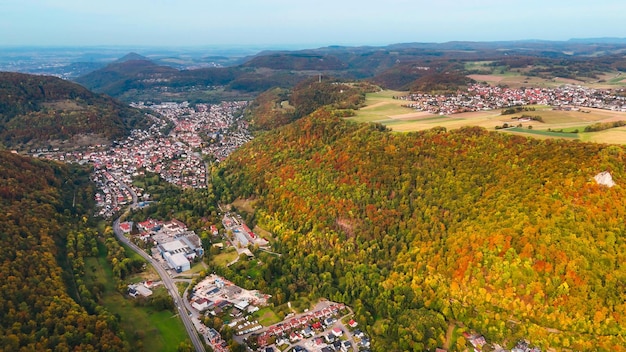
left=74, top=58, right=304, bottom=101
left=245, top=79, right=375, bottom=131
left=214, top=111, right=626, bottom=351
left=0, top=152, right=126, bottom=351
left=0, top=72, right=148, bottom=149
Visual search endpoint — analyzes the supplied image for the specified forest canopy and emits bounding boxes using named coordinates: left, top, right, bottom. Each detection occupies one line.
left=0, top=72, right=148, bottom=150
left=215, top=110, right=626, bottom=351
left=0, top=151, right=126, bottom=351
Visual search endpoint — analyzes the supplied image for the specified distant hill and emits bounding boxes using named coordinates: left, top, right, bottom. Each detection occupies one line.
left=243, top=52, right=347, bottom=70
left=115, top=52, right=149, bottom=62
left=74, top=54, right=306, bottom=101
left=407, top=71, right=476, bottom=94
left=74, top=58, right=179, bottom=96
left=569, top=37, right=626, bottom=44
left=0, top=72, right=149, bottom=150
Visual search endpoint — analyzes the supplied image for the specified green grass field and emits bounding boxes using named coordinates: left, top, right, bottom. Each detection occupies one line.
left=253, top=307, right=281, bottom=326
left=351, top=91, right=626, bottom=144
left=175, top=261, right=207, bottom=279
left=464, top=61, right=496, bottom=72
left=244, top=260, right=262, bottom=279
left=211, top=249, right=239, bottom=267
left=580, top=127, right=626, bottom=144
left=84, top=244, right=190, bottom=352
left=349, top=90, right=415, bottom=123
left=120, top=241, right=148, bottom=263
left=505, top=127, right=579, bottom=139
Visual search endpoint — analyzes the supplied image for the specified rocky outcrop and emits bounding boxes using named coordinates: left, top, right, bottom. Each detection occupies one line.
left=594, top=171, right=616, bottom=187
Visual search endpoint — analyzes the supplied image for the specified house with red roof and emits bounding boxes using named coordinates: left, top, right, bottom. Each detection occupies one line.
left=119, top=222, right=132, bottom=233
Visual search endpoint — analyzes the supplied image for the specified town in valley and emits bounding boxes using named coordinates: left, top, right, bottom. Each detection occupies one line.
left=30, top=85, right=610, bottom=351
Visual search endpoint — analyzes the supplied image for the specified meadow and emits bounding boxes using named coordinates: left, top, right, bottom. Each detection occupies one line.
left=211, top=248, right=240, bottom=267
left=351, top=90, right=626, bottom=144
left=83, top=243, right=190, bottom=352
left=252, top=307, right=281, bottom=326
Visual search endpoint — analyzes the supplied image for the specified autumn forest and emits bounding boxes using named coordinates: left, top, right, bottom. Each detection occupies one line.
left=214, top=111, right=626, bottom=351
left=0, top=152, right=126, bottom=351
left=2, top=44, right=626, bottom=352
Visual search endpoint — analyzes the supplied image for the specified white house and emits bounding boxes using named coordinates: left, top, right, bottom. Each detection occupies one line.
left=192, top=298, right=212, bottom=311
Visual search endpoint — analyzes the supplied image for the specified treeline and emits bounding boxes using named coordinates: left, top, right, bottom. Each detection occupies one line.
left=290, top=78, right=371, bottom=118
left=0, top=152, right=126, bottom=351
left=487, top=56, right=619, bottom=79
left=243, top=53, right=347, bottom=71
left=244, top=88, right=296, bottom=130
left=501, top=106, right=536, bottom=115
left=213, top=111, right=626, bottom=351
left=407, top=72, right=476, bottom=95
left=584, top=120, right=626, bottom=132
left=369, top=60, right=469, bottom=91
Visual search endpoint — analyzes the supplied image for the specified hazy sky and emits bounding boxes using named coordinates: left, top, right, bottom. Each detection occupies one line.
left=1, top=0, right=625, bottom=47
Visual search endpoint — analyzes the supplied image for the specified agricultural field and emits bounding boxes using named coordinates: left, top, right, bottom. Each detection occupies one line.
left=467, top=73, right=588, bottom=89
left=349, top=90, right=416, bottom=123
left=351, top=91, right=626, bottom=144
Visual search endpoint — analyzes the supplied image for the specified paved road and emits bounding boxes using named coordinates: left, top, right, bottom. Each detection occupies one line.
left=112, top=194, right=206, bottom=352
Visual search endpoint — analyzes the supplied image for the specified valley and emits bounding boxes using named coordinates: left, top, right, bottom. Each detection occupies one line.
left=2, top=39, right=626, bottom=352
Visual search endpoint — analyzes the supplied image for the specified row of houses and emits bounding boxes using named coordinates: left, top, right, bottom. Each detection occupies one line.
left=256, top=303, right=346, bottom=347
left=399, top=84, right=626, bottom=115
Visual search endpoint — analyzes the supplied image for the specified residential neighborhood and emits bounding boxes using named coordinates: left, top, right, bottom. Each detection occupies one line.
left=186, top=274, right=367, bottom=352
left=246, top=302, right=366, bottom=352
left=34, top=100, right=250, bottom=218
left=398, top=84, right=626, bottom=115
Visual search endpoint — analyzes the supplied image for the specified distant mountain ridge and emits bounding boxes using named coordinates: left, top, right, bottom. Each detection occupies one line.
left=0, top=71, right=149, bottom=150
left=568, top=37, right=626, bottom=44
left=73, top=39, right=626, bottom=102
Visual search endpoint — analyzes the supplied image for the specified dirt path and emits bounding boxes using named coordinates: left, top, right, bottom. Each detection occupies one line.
left=360, top=101, right=388, bottom=110
left=388, top=111, right=433, bottom=120
left=443, top=321, right=455, bottom=350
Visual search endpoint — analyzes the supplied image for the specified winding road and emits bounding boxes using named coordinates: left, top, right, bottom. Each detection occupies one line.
left=112, top=182, right=205, bottom=352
